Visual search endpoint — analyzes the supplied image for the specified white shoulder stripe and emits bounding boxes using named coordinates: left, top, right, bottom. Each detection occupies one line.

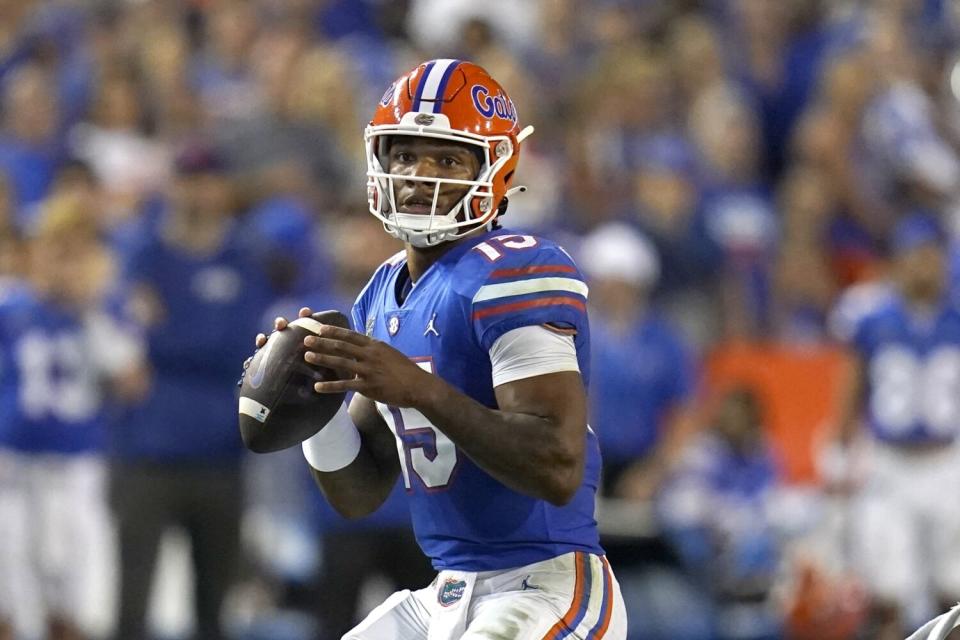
left=472, top=277, right=589, bottom=304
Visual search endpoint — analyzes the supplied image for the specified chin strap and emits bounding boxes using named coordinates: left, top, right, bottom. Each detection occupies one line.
left=505, top=185, right=527, bottom=197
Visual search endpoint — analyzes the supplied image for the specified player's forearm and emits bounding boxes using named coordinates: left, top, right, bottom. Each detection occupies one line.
left=305, top=397, right=400, bottom=519
left=309, top=439, right=397, bottom=519
left=414, top=377, right=583, bottom=506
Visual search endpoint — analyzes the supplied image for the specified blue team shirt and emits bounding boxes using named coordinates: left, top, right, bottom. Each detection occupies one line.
left=114, top=218, right=271, bottom=461
left=850, top=294, right=960, bottom=444
left=353, top=228, right=603, bottom=571
left=0, top=287, right=106, bottom=454
left=590, top=314, right=695, bottom=465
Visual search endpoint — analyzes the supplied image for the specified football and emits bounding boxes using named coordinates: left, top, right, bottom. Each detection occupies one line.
left=238, top=310, right=350, bottom=453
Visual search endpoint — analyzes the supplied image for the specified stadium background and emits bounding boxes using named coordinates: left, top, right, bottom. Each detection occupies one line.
left=1, top=0, right=958, bottom=638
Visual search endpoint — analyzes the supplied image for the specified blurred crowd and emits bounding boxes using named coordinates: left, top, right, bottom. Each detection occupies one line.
left=2, top=0, right=960, bottom=639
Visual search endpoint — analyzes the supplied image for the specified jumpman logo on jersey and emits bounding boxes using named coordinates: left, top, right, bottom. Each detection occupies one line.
left=424, top=313, right=440, bottom=337
left=520, top=575, right=540, bottom=591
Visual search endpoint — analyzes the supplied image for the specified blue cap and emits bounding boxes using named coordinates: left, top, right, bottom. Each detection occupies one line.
left=891, top=212, right=947, bottom=254
left=249, top=197, right=313, bottom=256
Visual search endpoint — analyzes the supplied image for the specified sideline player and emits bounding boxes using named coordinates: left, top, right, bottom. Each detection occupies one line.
left=831, top=214, right=960, bottom=640
left=0, top=196, right=143, bottom=640
left=254, top=60, right=627, bottom=638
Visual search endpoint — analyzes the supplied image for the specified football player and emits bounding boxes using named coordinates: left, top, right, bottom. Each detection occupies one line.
left=831, top=213, right=960, bottom=639
left=0, top=194, right=143, bottom=640
left=258, top=60, right=627, bottom=638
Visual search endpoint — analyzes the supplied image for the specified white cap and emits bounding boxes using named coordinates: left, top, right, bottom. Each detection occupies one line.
left=578, top=222, right=660, bottom=288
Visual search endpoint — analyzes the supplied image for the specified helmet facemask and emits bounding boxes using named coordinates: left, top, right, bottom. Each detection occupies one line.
left=365, top=113, right=515, bottom=248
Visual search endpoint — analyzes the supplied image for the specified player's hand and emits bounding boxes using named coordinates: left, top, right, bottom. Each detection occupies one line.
left=243, top=308, right=313, bottom=387
left=254, top=307, right=311, bottom=348
left=303, top=324, right=435, bottom=408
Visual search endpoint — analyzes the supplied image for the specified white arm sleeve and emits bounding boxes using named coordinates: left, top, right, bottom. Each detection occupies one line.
left=488, top=325, right=580, bottom=387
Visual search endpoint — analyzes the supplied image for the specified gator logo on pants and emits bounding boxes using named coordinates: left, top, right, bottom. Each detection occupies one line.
left=438, top=578, right=466, bottom=607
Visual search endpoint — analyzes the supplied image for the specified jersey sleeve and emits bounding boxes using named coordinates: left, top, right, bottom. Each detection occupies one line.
left=465, top=238, right=590, bottom=352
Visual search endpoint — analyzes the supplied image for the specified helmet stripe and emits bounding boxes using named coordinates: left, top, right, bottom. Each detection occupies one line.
left=411, top=60, right=437, bottom=112
left=414, top=58, right=459, bottom=113
left=430, top=59, right=461, bottom=113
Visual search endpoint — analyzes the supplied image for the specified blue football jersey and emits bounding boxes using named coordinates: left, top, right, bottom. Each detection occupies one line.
left=353, top=228, right=603, bottom=571
left=850, top=294, right=960, bottom=444
left=0, top=288, right=106, bottom=454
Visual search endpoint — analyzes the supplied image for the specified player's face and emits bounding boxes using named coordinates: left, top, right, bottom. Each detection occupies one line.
left=174, top=172, right=233, bottom=219
left=896, top=242, right=946, bottom=302
left=387, top=138, right=481, bottom=217
left=715, top=391, right=761, bottom=453
left=31, top=235, right=112, bottom=306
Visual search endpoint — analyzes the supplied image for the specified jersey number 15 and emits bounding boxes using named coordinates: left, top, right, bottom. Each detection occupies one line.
left=377, top=360, right=458, bottom=491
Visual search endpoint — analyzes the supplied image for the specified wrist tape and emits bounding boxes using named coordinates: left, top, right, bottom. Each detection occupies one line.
left=302, top=402, right=361, bottom=472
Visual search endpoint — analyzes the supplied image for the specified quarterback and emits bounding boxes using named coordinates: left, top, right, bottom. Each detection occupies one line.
left=259, top=60, right=627, bottom=638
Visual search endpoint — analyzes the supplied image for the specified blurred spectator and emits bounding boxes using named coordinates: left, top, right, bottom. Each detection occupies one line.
left=0, top=63, right=63, bottom=228
left=657, top=387, right=783, bottom=640
left=861, top=7, right=960, bottom=216
left=725, top=0, right=839, bottom=181
left=69, top=69, right=171, bottom=227
left=830, top=213, right=960, bottom=639
left=794, top=50, right=888, bottom=248
left=244, top=196, right=332, bottom=302
left=667, top=15, right=727, bottom=112
left=628, top=133, right=724, bottom=348
left=110, top=142, right=271, bottom=640
left=215, top=44, right=357, bottom=211
left=773, top=165, right=839, bottom=342
left=579, top=221, right=699, bottom=502
left=406, top=0, right=537, bottom=55
left=0, top=193, right=142, bottom=640
left=690, top=83, right=779, bottom=338
left=192, top=0, right=264, bottom=123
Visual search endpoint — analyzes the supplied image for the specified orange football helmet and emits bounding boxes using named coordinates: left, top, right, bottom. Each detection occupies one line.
left=365, top=59, right=534, bottom=247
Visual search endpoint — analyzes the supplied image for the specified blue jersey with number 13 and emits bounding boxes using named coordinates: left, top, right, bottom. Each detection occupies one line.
left=353, top=228, right=603, bottom=571
left=0, top=287, right=106, bottom=454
